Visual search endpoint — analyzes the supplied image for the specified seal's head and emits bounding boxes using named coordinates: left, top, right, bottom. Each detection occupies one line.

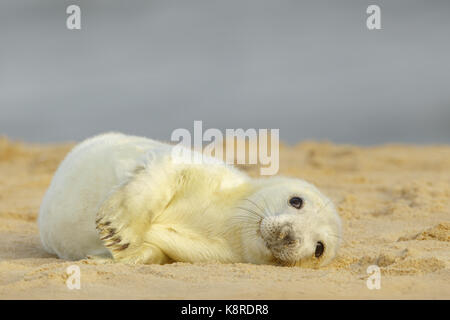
left=238, top=177, right=342, bottom=267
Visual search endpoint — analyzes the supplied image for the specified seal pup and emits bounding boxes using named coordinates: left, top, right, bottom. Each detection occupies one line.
left=38, top=133, right=342, bottom=267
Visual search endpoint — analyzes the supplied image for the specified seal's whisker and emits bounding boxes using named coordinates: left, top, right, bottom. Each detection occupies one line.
left=232, top=211, right=262, bottom=234
left=240, top=226, right=259, bottom=233
left=243, top=198, right=266, bottom=217
left=231, top=215, right=261, bottom=225
left=267, top=197, right=278, bottom=216
left=238, top=223, right=260, bottom=234
left=232, top=214, right=259, bottom=225
left=241, top=225, right=260, bottom=234
left=235, top=206, right=264, bottom=220
left=232, top=217, right=262, bottom=233
left=259, top=195, right=274, bottom=217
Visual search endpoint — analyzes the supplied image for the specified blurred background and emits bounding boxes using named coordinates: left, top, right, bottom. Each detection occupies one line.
left=0, top=0, right=449, bottom=145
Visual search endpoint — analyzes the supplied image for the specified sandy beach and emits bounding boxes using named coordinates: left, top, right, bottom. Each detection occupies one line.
left=0, top=137, right=449, bottom=299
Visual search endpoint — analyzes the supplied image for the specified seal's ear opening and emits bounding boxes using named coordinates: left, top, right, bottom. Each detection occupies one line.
left=95, top=170, right=173, bottom=264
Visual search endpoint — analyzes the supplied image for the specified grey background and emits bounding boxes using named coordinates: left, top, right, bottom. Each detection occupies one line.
left=0, top=0, right=449, bottom=145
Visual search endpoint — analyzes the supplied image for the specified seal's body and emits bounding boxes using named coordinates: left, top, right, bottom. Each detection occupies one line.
left=39, top=133, right=341, bottom=267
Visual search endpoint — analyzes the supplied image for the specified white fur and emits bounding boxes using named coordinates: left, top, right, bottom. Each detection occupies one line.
left=38, top=133, right=341, bottom=266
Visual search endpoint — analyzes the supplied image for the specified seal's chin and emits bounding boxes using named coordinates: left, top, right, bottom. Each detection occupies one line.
left=274, top=257, right=299, bottom=267
left=270, top=248, right=310, bottom=267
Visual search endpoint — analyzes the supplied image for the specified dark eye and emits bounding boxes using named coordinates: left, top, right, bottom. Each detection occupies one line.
left=289, top=197, right=304, bottom=209
left=315, top=241, right=324, bottom=258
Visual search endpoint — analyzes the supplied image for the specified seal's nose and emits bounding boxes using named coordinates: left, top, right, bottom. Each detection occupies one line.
left=277, top=225, right=299, bottom=246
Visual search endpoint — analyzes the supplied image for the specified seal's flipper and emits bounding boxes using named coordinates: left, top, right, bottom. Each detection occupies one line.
left=95, top=167, right=173, bottom=264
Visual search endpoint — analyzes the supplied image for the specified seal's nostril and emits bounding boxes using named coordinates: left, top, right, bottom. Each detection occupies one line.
left=278, top=230, right=288, bottom=241
left=277, top=225, right=291, bottom=241
left=277, top=226, right=299, bottom=246
left=315, top=241, right=324, bottom=258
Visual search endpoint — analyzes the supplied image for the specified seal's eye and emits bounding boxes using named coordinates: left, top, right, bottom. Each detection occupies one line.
left=315, top=241, right=324, bottom=258
left=289, top=197, right=304, bottom=209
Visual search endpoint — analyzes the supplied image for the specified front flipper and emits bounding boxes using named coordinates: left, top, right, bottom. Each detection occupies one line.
left=95, top=163, right=174, bottom=264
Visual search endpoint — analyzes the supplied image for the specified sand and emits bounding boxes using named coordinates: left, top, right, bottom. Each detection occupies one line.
left=0, top=137, right=449, bottom=299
